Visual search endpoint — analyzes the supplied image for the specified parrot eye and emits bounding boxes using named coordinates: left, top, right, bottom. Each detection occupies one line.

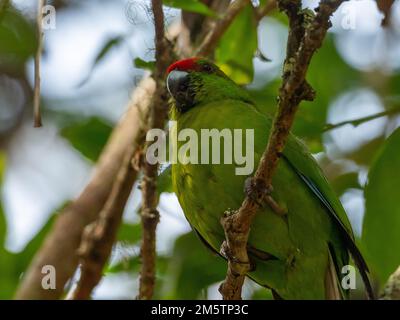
left=202, top=63, right=213, bottom=73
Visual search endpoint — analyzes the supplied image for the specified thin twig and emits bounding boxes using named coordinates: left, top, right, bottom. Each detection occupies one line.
left=178, top=0, right=231, bottom=57
left=71, top=142, right=141, bottom=300
left=377, top=0, right=394, bottom=26
left=196, top=0, right=251, bottom=57
left=137, top=0, right=171, bottom=300
left=255, top=0, right=277, bottom=22
left=219, top=0, right=347, bottom=300
left=34, top=0, right=44, bottom=127
left=323, top=106, right=400, bottom=132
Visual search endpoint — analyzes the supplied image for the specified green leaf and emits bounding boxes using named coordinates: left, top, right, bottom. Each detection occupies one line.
left=117, top=223, right=142, bottom=244
left=0, top=152, right=6, bottom=247
left=106, top=255, right=141, bottom=274
left=331, top=172, right=361, bottom=196
left=215, top=4, right=257, bottom=85
left=158, top=165, right=173, bottom=194
left=0, top=212, right=57, bottom=299
left=0, top=250, right=17, bottom=299
left=134, top=57, right=155, bottom=72
left=0, top=152, right=16, bottom=299
left=93, top=36, right=124, bottom=65
left=78, top=35, right=124, bottom=86
left=163, top=232, right=226, bottom=299
left=61, top=117, right=113, bottom=162
left=346, top=136, right=386, bottom=166
left=106, top=254, right=169, bottom=275
left=163, top=0, right=217, bottom=17
left=0, top=6, right=37, bottom=75
left=362, top=127, right=400, bottom=285
left=15, top=214, right=57, bottom=274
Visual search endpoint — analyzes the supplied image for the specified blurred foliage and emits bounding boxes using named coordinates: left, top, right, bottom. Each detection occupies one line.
left=162, top=0, right=216, bottom=17
left=215, top=4, right=257, bottom=85
left=157, top=165, right=173, bottom=194
left=0, top=189, right=56, bottom=299
left=161, top=232, right=226, bottom=299
left=298, top=37, right=359, bottom=147
left=107, top=231, right=228, bottom=299
left=331, top=172, right=361, bottom=196
left=60, top=117, right=113, bottom=162
left=0, top=152, right=6, bottom=245
left=0, top=4, right=36, bottom=76
left=117, top=222, right=142, bottom=244
left=134, top=57, right=156, bottom=72
left=363, top=127, right=400, bottom=285
left=79, top=35, right=125, bottom=86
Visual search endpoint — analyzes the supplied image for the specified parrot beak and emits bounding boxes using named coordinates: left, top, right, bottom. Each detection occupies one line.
left=167, top=70, right=190, bottom=99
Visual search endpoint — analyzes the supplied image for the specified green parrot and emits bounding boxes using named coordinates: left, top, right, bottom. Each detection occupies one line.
left=165, top=57, right=373, bottom=299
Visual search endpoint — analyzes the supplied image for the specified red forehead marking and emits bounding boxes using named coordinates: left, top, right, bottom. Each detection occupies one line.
left=167, top=58, right=200, bottom=74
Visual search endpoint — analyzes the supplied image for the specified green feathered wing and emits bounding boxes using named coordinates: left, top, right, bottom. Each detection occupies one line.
left=171, top=98, right=372, bottom=299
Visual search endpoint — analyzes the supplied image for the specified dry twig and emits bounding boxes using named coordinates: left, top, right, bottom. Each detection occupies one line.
left=255, top=0, right=277, bottom=22
left=137, top=0, right=171, bottom=300
left=33, top=0, right=44, bottom=127
left=71, top=142, right=141, bottom=299
left=196, top=0, right=251, bottom=57
left=324, top=106, right=400, bottom=132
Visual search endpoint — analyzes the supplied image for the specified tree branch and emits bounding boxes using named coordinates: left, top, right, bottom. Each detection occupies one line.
left=255, top=0, right=277, bottom=22
left=71, top=141, right=141, bottom=299
left=178, top=0, right=231, bottom=57
left=137, top=0, right=171, bottom=300
left=377, top=0, right=394, bottom=26
left=219, top=0, right=347, bottom=300
left=323, top=106, right=400, bottom=132
left=195, top=0, right=251, bottom=57
left=33, top=0, right=44, bottom=127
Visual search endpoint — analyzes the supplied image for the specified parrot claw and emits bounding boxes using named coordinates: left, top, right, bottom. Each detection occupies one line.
left=244, top=177, right=287, bottom=216
left=219, top=241, right=231, bottom=260
left=244, top=177, right=271, bottom=204
left=220, top=241, right=251, bottom=268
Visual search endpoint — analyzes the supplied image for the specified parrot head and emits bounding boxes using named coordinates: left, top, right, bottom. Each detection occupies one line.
left=166, top=58, right=253, bottom=117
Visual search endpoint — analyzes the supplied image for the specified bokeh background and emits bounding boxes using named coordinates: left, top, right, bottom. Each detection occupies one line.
left=1, top=0, right=400, bottom=299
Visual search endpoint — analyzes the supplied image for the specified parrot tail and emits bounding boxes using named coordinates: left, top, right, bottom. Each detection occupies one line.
left=325, top=249, right=342, bottom=300
left=294, top=170, right=375, bottom=300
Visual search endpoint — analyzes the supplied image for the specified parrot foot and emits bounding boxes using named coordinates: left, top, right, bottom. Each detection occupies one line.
left=244, top=177, right=270, bottom=204
left=244, top=177, right=287, bottom=216
left=220, top=241, right=254, bottom=271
